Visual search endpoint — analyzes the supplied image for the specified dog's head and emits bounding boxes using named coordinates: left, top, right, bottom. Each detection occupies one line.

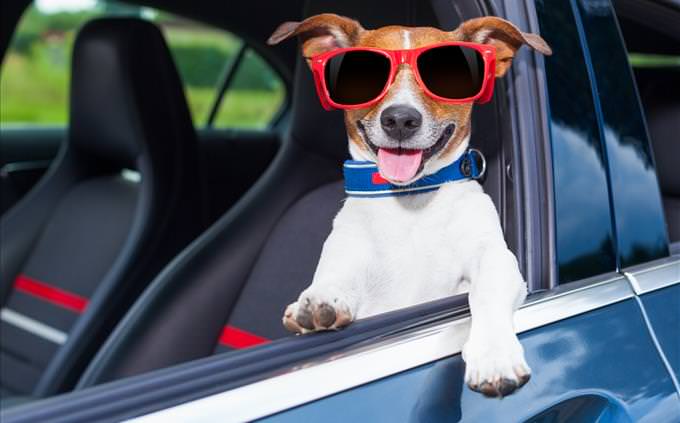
left=269, top=14, right=551, bottom=185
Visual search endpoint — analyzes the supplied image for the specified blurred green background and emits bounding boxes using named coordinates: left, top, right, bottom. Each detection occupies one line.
left=0, top=1, right=285, bottom=128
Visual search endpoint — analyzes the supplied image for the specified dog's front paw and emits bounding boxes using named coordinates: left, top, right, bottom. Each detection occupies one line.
left=462, top=334, right=531, bottom=398
left=283, top=293, right=353, bottom=334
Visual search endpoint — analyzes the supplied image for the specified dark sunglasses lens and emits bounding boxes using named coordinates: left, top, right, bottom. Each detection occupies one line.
left=324, top=51, right=391, bottom=105
left=417, top=46, right=485, bottom=99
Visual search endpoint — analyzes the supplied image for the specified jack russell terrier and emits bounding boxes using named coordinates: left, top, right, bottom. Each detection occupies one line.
left=268, top=14, right=551, bottom=397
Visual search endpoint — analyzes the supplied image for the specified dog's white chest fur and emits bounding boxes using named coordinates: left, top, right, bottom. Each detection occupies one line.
left=272, top=9, right=552, bottom=397
left=332, top=181, right=488, bottom=317
left=284, top=167, right=531, bottom=396
left=310, top=179, right=508, bottom=319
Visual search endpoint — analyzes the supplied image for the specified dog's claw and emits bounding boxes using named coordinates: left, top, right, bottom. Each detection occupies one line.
left=283, top=296, right=353, bottom=334
left=478, top=382, right=499, bottom=397
left=467, top=367, right=530, bottom=398
left=498, top=378, right=519, bottom=397
left=463, top=335, right=531, bottom=398
left=470, top=375, right=527, bottom=398
left=518, top=373, right=530, bottom=387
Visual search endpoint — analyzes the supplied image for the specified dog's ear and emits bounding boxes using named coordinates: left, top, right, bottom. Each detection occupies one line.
left=456, top=16, right=552, bottom=77
left=267, top=13, right=364, bottom=58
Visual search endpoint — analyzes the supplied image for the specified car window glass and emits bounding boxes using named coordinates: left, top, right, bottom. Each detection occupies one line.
left=212, top=49, right=286, bottom=129
left=535, top=0, right=617, bottom=284
left=159, top=12, right=242, bottom=125
left=613, top=1, right=680, bottom=246
left=0, top=0, right=285, bottom=130
left=575, top=0, right=669, bottom=266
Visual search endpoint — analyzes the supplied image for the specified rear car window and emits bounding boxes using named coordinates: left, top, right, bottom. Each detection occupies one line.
left=212, top=49, right=286, bottom=128
left=535, top=0, right=617, bottom=284
left=0, top=0, right=285, bottom=129
left=613, top=0, right=680, bottom=246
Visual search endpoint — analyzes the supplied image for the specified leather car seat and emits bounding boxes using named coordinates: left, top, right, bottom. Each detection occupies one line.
left=0, top=17, right=203, bottom=400
left=78, top=0, right=505, bottom=387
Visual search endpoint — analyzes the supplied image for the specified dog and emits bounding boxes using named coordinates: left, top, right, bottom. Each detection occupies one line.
left=268, top=14, right=551, bottom=397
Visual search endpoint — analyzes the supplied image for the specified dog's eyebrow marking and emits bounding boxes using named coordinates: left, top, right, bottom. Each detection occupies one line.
left=402, top=29, right=411, bottom=49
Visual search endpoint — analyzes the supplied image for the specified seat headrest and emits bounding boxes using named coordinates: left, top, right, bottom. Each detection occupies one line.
left=69, top=18, right=192, bottom=169
left=288, top=58, right=348, bottom=161
left=287, top=0, right=446, bottom=162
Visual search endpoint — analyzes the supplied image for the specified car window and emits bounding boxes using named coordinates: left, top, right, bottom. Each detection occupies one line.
left=574, top=0, right=669, bottom=268
left=535, top=0, right=617, bottom=284
left=212, top=49, right=286, bottom=129
left=613, top=0, right=680, bottom=246
left=0, top=0, right=285, bottom=129
left=160, top=12, right=243, bottom=125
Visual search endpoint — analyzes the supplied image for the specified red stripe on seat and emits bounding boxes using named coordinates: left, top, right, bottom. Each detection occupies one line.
left=219, top=325, right=270, bottom=349
left=14, top=274, right=88, bottom=313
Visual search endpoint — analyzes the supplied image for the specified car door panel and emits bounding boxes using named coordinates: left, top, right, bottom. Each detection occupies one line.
left=0, top=127, right=63, bottom=213
left=0, top=128, right=63, bottom=166
left=107, top=275, right=678, bottom=423
left=261, top=298, right=680, bottom=423
left=0, top=126, right=280, bottom=218
left=601, top=0, right=680, bottom=392
left=576, top=0, right=680, bottom=398
left=626, top=259, right=680, bottom=386
left=641, top=284, right=680, bottom=384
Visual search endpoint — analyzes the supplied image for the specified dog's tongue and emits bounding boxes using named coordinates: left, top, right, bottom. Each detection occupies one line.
left=377, top=148, right=423, bottom=183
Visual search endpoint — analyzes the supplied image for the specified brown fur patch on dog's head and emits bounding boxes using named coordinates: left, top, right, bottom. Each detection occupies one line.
left=270, top=14, right=551, bottom=184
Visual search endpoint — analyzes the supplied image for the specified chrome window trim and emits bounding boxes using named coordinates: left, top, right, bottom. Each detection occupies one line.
left=129, top=274, right=633, bottom=423
left=623, top=256, right=680, bottom=295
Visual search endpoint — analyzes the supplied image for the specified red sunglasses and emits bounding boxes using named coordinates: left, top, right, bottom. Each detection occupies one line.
left=308, top=41, right=496, bottom=111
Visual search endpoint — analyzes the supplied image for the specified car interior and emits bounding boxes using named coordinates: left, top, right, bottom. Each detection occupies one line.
left=614, top=0, right=680, bottom=250
left=1, top=0, right=674, bottom=414
left=0, top=16, right=208, bottom=403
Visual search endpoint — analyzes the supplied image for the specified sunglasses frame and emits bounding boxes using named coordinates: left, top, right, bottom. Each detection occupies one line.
left=308, top=41, right=497, bottom=111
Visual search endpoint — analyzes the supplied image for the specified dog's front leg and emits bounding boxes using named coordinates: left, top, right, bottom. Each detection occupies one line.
left=283, top=225, right=366, bottom=334
left=463, top=240, right=530, bottom=397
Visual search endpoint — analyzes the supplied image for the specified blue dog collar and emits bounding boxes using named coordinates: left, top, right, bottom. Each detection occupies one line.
left=343, top=149, right=485, bottom=198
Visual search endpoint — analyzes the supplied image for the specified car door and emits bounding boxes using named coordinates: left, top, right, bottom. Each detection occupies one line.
left=610, top=0, right=680, bottom=386
left=0, top=0, right=287, bottom=218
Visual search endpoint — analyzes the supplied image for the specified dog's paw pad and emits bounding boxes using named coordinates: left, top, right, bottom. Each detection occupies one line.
left=296, top=304, right=315, bottom=330
left=282, top=297, right=353, bottom=334
left=316, top=303, right=337, bottom=327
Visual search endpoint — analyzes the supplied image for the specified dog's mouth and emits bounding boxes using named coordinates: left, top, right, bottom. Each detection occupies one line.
left=357, top=122, right=455, bottom=184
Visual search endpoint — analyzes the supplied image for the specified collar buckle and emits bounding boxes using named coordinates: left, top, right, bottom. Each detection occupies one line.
left=468, top=148, right=487, bottom=181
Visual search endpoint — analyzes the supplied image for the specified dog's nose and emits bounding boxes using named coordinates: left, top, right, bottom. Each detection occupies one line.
left=380, top=105, right=422, bottom=141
